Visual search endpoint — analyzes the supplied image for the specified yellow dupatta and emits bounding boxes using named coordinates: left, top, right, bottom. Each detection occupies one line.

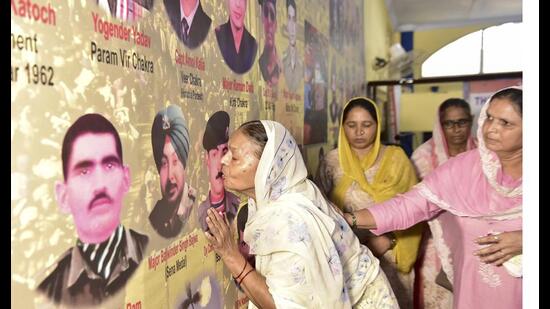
left=330, top=97, right=423, bottom=273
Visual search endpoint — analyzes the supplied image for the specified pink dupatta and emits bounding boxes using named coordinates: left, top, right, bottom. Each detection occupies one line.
left=411, top=104, right=477, bottom=179
left=411, top=102, right=477, bottom=285
left=370, top=87, right=523, bottom=308
left=416, top=87, right=522, bottom=220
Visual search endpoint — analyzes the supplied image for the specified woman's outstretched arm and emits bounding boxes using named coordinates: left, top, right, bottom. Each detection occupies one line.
left=344, top=186, right=441, bottom=234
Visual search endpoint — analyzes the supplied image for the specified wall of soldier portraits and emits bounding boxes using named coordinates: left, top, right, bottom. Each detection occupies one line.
left=11, top=0, right=366, bottom=307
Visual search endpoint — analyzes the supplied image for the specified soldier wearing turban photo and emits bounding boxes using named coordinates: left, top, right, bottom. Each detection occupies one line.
left=197, top=111, right=240, bottom=232
left=150, top=105, right=196, bottom=238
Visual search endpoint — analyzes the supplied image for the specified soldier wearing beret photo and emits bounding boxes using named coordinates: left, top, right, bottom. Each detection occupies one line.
left=197, top=111, right=240, bottom=232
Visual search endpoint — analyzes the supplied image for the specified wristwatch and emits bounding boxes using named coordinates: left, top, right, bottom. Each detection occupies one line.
left=386, top=232, right=397, bottom=250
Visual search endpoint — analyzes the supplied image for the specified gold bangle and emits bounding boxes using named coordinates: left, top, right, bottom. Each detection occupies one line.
left=387, top=233, right=397, bottom=250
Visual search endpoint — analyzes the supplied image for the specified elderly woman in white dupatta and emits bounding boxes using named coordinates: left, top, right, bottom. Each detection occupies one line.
left=343, top=87, right=523, bottom=309
left=204, top=120, right=399, bottom=308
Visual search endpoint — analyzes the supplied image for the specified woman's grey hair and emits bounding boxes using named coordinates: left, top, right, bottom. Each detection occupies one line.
left=238, top=120, right=268, bottom=159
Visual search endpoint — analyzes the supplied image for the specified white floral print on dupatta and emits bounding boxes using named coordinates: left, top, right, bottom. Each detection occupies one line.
left=243, top=121, right=382, bottom=308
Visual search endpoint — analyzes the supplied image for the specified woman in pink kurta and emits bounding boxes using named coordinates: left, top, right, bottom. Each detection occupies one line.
left=344, top=87, right=523, bottom=309
left=410, top=98, right=476, bottom=309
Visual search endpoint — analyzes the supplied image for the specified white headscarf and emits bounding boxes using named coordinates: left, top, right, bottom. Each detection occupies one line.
left=244, top=120, right=379, bottom=307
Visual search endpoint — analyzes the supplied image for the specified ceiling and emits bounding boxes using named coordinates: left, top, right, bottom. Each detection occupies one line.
left=385, top=0, right=523, bottom=32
